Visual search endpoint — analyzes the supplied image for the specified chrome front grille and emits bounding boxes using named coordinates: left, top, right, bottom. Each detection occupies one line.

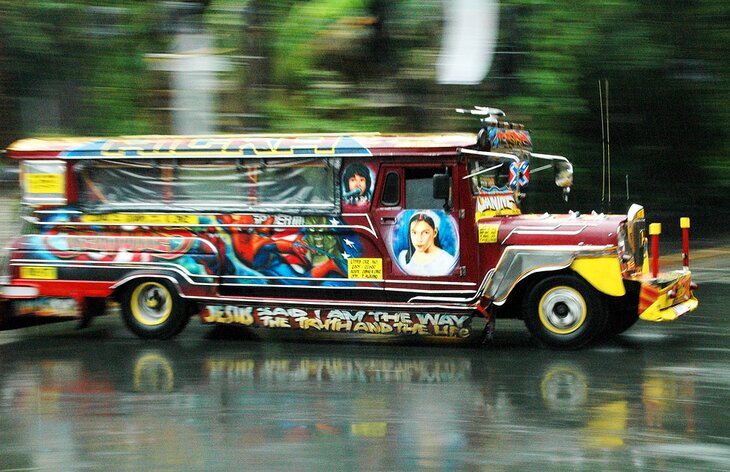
left=625, top=204, right=647, bottom=274
left=631, top=217, right=646, bottom=269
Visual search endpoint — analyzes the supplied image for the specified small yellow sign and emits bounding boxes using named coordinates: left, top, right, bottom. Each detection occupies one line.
left=80, top=214, right=199, bottom=225
left=20, top=266, right=58, bottom=280
left=26, top=173, right=64, bottom=194
left=351, top=422, right=388, bottom=437
left=478, top=223, right=500, bottom=243
left=347, top=258, right=383, bottom=280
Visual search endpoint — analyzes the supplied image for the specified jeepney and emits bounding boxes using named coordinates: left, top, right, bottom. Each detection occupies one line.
left=0, top=108, right=698, bottom=348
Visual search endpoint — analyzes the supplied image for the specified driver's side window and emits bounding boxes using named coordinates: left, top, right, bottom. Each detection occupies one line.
left=405, top=167, right=448, bottom=209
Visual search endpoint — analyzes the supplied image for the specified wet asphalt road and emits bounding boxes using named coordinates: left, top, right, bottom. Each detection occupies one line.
left=0, top=248, right=729, bottom=471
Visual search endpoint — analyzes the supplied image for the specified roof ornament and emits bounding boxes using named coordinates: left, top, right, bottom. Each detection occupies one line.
left=455, top=106, right=505, bottom=127
left=456, top=106, right=507, bottom=151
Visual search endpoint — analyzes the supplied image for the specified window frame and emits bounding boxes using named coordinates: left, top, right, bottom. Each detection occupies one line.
left=75, top=157, right=342, bottom=215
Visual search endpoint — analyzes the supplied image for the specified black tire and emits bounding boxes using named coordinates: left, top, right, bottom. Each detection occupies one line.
left=84, top=297, right=107, bottom=316
left=0, top=300, right=10, bottom=326
left=605, top=307, right=639, bottom=337
left=120, top=280, right=190, bottom=339
left=77, top=297, right=107, bottom=329
left=522, top=275, right=608, bottom=349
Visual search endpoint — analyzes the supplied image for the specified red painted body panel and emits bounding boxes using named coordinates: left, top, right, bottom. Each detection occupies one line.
left=472, top=214, right=623, bottom=279
left=492, top=214, right=622, bottom=247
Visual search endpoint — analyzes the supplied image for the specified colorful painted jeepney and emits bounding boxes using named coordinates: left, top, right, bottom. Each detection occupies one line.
left=0, top=108, right=698, bottom=348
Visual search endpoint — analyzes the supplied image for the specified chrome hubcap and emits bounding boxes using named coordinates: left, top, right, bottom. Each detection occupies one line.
left=540, top=287, right=586, bottom=334
left=132, top=283, right=171, bottom=325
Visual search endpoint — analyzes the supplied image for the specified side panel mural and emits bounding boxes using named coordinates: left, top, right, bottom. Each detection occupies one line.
left=200, top=304, right=474, bottom=339
left=17, top=211, right=373, bottom=291
left=389, top=210, right=459, bottom=277
left=487, top=127, right=532, bottom=153
left=341, top=162, right=375, bottom=209
left=214, top=214, right=362, bottom=286
left=475, top=187, right=519, bottom=219
left=19, top=212, right=217, bottom=287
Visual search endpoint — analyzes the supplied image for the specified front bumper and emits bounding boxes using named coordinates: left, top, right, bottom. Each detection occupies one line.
left=637, top=270, right=697, bottom=322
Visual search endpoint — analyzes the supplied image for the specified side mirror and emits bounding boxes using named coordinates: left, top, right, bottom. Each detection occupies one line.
left=433, top=173, right=451, bottom=200
left=554, top=160, right=573, bottom=188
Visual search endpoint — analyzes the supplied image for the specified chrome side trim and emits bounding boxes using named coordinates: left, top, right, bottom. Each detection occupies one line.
left=25, top=217, right=380, bottom=238
left=189, top=294, right=475, bottom=311
left=9, top=258, right=477, bottom=299
left=9, top=259, right=216, bottom=288
left=485, top=245, right=617, bottom=305
left=408, top=269, right=494, bottom=304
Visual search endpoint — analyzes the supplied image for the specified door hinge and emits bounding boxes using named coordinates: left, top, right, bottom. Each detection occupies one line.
left=459, top=266, right=467, bottom=277
left=459, top=209, right=465, bottom=220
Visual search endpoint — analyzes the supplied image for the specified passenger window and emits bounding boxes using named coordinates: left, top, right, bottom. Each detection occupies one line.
left=405, top=168, right=448, bottom=209
left=77, top=160, right=164, bottom=208
left=381, top=171, right=400, bottom=207
left=77, top=157, right=338, bottom=214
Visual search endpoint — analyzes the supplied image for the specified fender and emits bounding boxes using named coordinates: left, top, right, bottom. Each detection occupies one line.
left=485, top=245, right=620, bottom=305
left=570, top=256, right=625, bottom=297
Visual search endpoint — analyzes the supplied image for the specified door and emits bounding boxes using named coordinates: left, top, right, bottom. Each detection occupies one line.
left=373, top=163, right=479, bottom=303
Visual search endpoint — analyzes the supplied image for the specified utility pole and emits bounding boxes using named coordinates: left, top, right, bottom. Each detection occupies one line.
left=150, top=1, right=230, bottom=134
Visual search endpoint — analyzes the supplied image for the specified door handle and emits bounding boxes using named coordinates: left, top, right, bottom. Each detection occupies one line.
left=380, top=216, right=396, bottom=225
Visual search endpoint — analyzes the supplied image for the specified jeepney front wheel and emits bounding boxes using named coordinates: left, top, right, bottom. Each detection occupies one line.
left=121, top=280, right=190, bottom=339
left=523, top=275, right=607, bottom=349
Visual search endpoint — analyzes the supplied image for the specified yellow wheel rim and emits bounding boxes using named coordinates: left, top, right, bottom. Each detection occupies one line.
left=130, top=282, right=173, bottom=326
left=538, top=285, right=587, bottom=335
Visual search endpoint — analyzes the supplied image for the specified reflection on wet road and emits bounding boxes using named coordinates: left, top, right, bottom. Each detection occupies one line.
left=1, top=262, right=729, bottom=470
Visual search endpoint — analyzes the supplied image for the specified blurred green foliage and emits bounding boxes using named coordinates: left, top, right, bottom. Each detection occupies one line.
left=1, top=0, right=729, bottom=222
left=0, top=0, right=164, bottom=135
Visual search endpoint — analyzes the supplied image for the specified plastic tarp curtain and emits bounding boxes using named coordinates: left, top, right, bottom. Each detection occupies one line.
left=76, top=158, right=340, bottom=215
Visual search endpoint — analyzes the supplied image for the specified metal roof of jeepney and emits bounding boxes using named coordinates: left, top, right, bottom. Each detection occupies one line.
left=6, top=133, right=478, bottom=160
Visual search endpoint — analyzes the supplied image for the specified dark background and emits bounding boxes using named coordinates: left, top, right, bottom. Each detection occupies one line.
left=1, top=1, right=728, bottom=236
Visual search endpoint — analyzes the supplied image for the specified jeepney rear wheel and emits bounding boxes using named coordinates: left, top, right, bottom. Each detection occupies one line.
left=120, top=280, right=190, bottom=339
left=523, top=274, right=608, bottom=349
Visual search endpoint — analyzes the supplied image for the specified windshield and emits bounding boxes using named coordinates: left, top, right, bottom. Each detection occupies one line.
left=466, top=156, right=512, bottom=194
left=466, top=156, right=521, bottom=218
